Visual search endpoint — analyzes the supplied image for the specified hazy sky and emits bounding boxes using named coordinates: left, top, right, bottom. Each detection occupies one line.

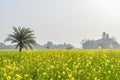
left=1, top=0, right=120, bottom=47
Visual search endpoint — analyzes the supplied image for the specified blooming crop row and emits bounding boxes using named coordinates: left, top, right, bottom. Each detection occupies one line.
left=0, top=50, right=120, bottom=80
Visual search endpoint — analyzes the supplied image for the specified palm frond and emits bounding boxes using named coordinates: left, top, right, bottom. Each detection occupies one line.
left=15, top=44, right=19, bottom=49
left=5, top=26, right=36, bottom=51
left=27, top=44, right=33, bottom=50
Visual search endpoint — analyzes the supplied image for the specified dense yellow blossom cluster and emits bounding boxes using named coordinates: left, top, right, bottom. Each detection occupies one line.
left=0, top=50, right=120, bottom=80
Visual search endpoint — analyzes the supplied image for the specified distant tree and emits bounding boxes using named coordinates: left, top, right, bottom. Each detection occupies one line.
left=102, top=32, right=109, bottom=39
left=66, top=46, right=73, bottom=50
left=81, top=39, right=88, bottom=45
left=5, top=27, right=36, bottom=52
left=46, top=46, right=50, bottom=49
left=45, top=41, right=53, bottom=49
left=82, top=32, right=120, bottom=49
left=111, top=37, right=116, bottom=42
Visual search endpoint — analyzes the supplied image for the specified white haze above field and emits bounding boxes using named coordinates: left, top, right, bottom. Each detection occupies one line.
left=1, top=0, right=120, bottom=47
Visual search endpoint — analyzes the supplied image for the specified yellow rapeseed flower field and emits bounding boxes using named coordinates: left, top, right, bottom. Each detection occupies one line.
left=0, top=50, right=120, bottom=80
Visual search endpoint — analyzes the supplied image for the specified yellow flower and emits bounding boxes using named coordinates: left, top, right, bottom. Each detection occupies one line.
left=62, top=71, right=65, bottom=75
left=43, top=72, right=47, bottom=75
left=50, top=78, right=53, bottom=80
left=3, top=59, right=7, bottom=63
left=24, top=74, right=28, bottom=77
left=6, top=76, right=11, bottom=80
left=58, top=75, right=61, bottom=78
left=16, top=74, right=22, bottom=79
left=68, top=73, right=72, bottom=78
left=94, top=77, right=97, bottom=80
left=50, top=65, right=55, bottom=69
left=71, top=77, right=75, bottom=80
left=111, top=65, right=113, bottom=68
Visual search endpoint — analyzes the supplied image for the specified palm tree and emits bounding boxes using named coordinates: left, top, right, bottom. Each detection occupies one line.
left=5, top=26, right=36, bottom=52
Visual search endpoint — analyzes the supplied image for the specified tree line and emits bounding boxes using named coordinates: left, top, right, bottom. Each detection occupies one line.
left=4, top=26, right=74, bottom=52
left=4, top=26, right=118, bottom=52
left=81, top=32, right=120, bottom=49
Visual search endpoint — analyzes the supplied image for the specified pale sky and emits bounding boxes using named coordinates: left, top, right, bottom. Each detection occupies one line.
left=1, top=0, right=120, bottom=47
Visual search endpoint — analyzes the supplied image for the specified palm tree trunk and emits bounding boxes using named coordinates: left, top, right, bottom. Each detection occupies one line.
left=19, top=47, right=22, bottom=52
